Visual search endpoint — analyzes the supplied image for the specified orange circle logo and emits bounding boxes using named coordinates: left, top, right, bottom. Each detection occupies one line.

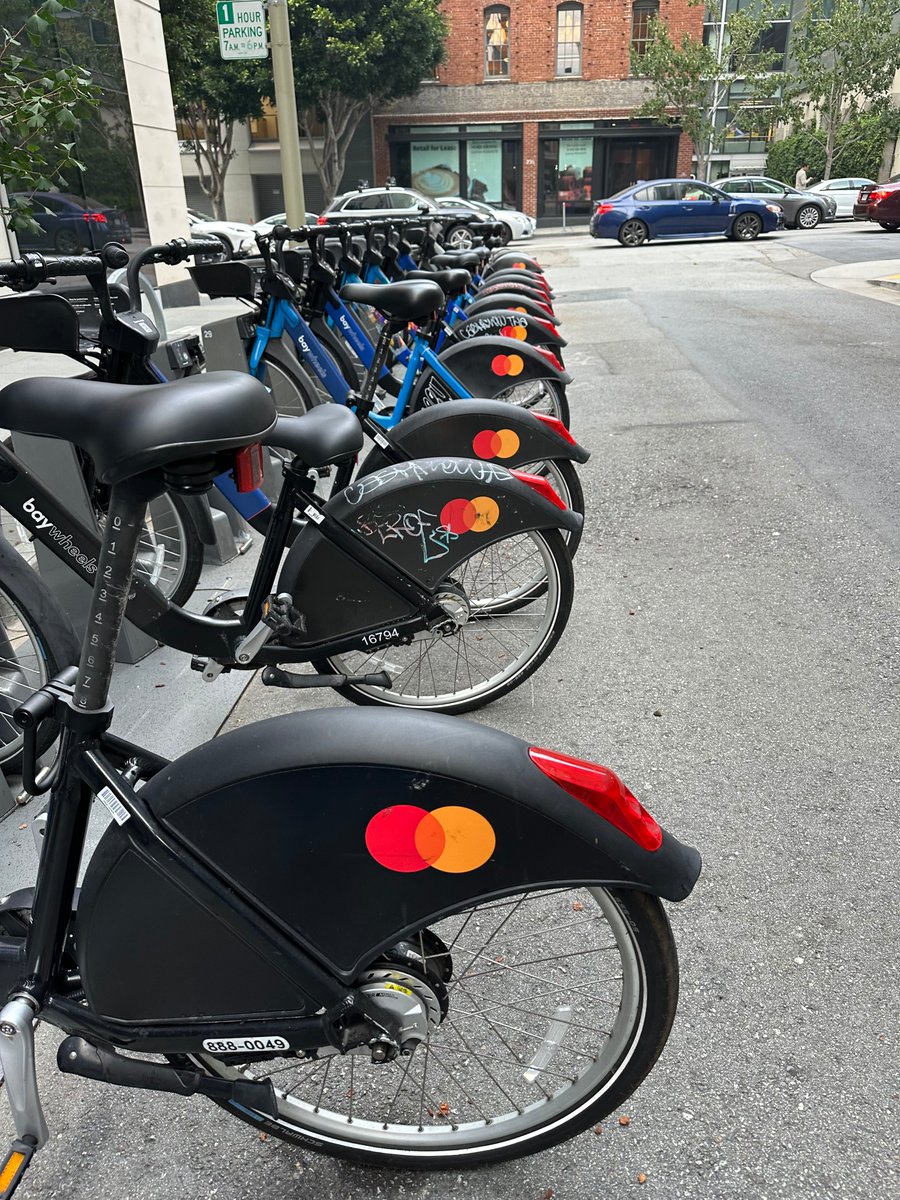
left=500, top=324, right=528, bottom=341
left=440, top=495, right=501, bottom=533
left=365, top=805, right=496, bottom=873
left=490, top=353, right=525, bottom=377
left=472, top=428, right=520, bottom=459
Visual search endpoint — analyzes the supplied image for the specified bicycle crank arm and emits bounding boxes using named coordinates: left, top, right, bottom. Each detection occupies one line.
left=261, top=666, right=392, bottom=690
left=57, top=1036, right=278, bottom=1118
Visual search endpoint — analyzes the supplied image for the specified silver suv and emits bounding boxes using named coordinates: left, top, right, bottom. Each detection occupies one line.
left=319, top=185, right=481, bottom=247
left=715, top=177, right=837, bottom=229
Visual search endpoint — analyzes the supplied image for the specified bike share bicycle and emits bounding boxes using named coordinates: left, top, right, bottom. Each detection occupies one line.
left=0, top=269, right=701, bottom=1187
left=0, top=251, right=580, bottom=747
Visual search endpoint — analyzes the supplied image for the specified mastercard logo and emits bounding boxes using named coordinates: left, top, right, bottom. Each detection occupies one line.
left=513, top=261, right=526, bottom=268
left=440, top=495, right=500, bottom=533
left=366, top=804, right=496, bottom=873
left=500, top=324, right=528, bottom=341
left=513, top=306, right=528, bottom=313
left=491, top=353, right=525, bottom=378
left=472, top=428, right=520, bottom=459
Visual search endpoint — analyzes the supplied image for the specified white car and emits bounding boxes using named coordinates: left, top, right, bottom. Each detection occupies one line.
left=805, top=177, right=877, bottom=219
left=187, top=208, right=256, bottom=258
left=438, top=197, right=535, bottom=243
left=251, top=211, right=319, bottom=237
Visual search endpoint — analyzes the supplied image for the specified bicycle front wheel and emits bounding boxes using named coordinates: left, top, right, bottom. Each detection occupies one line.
left=315, top=528, right=573, bottom=714
left=180, top=887, right=679, bottom=1168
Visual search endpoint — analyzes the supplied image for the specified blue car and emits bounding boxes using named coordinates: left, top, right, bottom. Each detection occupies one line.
left=589, top=178, right=784, bottom=246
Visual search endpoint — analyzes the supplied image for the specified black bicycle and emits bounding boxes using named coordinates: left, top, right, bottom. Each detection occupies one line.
left=0, top=356, right=701, bottom=1190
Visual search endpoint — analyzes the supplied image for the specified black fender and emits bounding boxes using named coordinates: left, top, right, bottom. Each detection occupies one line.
left=464, top=292, right=560, bottom=325
left=475, top=279, right=553, bottom=306
left=487, top=252, right=543, bottom=273
left=358, top=400, right=588, bottom=480
left=76, top=707, right=702, bottom=1020
left=480, top=268, right=553, bottom=293
left=444, top=309, right=566, bottom=352
left=410, top=335, right=570, bottom=411
left=275, top=455, right=581, bottom=643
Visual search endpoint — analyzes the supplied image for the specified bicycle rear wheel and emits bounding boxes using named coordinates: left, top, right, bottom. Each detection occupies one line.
left=178, top=887, right=679, bottom=1168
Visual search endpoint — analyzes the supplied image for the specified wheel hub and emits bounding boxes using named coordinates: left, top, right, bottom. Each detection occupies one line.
left=434, top=586, right=470, bottom=633
left=357, top=968, right=441, bottom=1053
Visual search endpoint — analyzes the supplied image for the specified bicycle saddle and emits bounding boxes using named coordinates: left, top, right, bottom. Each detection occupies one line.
left=405, top=268, right=471, bottom=296
left=340, top=280, right=445, bottom=322
left=267, top=404, right=362, bottom=466
left=0, top=371, right=276, bottom=485
left=430, top=251, right=483, bottom=271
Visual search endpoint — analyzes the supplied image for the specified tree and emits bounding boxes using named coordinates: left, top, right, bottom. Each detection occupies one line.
left=0, top=0, right=99, bottom=235
left=633, top=2, right=788, bottom=182
left=159, top=0, right=269, bottom=218
left=783, top=0, right=900, bottom=181
left=767, top=114, right=894, bottom=185
left=288, top=0, right=446, bottom=205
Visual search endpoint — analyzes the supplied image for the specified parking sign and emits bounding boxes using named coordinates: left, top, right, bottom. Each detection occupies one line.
left=216, top=0, right=268, bottom=60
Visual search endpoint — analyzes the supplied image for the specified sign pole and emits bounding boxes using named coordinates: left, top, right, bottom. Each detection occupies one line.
left=267, top=0, right=306, bottom=225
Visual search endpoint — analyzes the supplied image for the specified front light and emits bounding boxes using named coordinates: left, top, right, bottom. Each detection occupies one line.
left=765, top=205, right=782, bottom=214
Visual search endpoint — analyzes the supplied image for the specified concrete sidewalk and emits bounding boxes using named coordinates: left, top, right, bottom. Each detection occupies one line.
left=811, top=254, right=900, bottom=303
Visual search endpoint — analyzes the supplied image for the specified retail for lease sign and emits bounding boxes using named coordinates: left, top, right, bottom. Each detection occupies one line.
left=216, top=0, right=268, bottom=60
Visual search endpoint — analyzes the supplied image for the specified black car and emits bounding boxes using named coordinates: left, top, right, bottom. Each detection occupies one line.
left=11, top=192, right=132, bottom=254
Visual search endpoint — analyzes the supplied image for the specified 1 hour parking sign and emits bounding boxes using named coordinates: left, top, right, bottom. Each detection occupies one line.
left=216, top=0, right=268, bottom=60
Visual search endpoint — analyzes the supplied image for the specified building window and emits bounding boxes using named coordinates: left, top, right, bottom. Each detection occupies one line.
left=485, top=6, right=510, bottom=78
left=631, top=1, right=659, bottom=59
left=249, top=100, right=279, bottom=143
left=556, top=4, right=582, bottom=76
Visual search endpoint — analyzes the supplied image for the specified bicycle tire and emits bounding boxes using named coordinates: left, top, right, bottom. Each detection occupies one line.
left=174, top=887, right=679, bottom=1168
left=313, top=527, right=574, bottom=714
left=129, top=493, right=203, bottom=609
left=0, top=534, right=80, bottom=772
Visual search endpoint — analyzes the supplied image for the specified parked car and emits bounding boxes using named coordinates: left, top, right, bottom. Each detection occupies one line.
left=589, top=178, right=784, bottom=246
left=437, top=197, right=534, bottom=243
left=319, top=185, right=480, bottom=248
left=11, top=192, right=132, bottom=254
left=852, top=181, right=900, bottom=231
left=716, top=177, right=836, bottom=228
left=251, top=211, right=319, bottom=237
left=806, top=177, right=877, bottom=219
left=187, top=208, right=256, bottom=258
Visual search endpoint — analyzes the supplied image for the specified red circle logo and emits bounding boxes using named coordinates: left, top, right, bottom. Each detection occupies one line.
left=365, top=805, right=496, bottom=873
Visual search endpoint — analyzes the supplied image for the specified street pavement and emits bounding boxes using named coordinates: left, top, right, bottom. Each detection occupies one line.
left=1, top=220, right=898, bottom=1198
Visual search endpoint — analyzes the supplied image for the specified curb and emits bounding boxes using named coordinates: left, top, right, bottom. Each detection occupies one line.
left=872, top=274, right=900, bottom=292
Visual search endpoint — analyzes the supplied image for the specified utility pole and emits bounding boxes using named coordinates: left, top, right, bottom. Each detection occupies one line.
left=268, top=0, right=306, bottom=223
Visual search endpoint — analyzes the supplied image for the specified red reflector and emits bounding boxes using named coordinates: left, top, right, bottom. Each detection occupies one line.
left=510, top=470, right=566, bottom=509
left=534, top=344, right=564, bottom=372
left=537, top=319, right=559, bottom=338
left=595, top=203, right=614, bottom=215
left=528, top=747, right=663, bottom=851
left=533, top=412, right=577, bottom=445
left=234, top=443, right=264, bottom=492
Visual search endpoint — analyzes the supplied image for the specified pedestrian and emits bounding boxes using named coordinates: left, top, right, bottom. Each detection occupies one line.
left=795, top=163, right=811, bottom=189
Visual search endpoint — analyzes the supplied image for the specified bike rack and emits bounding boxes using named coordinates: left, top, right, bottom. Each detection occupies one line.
left=10, top=432, right=157, bottom=665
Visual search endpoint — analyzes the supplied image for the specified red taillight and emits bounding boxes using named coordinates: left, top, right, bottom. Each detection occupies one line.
left=528, top=747, right=663, bottom=851
left=82, top=212, right=107, bottom=223
left=595, top=203, right=614, bottom=215
left=510, top=469, right=566, bottom=509
left=317, top=214, right=328, bottom=224
left=234, top=443, right=264, bottom=492
left=869, top=190, right=890, bottom=202
left=533, top=412, right=577, bottom=445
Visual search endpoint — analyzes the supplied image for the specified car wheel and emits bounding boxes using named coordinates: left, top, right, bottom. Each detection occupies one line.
left=795, top=204, right=821, bottom=229
left=446, top=224, right=475, bottom=250
left=54, top=228, right=83, bottom=254
left=879, top=222, right=899, bottom=231
left=731, top=212, right=763, bottom=241
left=499, top=223, right=513, bottom=245
left=617, top=219, right=648, bottom=247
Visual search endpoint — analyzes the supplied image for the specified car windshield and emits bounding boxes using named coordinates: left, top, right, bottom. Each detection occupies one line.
left=189, top=208, right=214, bottom=222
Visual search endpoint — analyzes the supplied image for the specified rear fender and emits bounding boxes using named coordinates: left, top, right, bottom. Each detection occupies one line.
left=411, top=335, right=570, bottom=410
left=360, top=399, right=588, bottom=475
left=446, top=310, right=566, bottom=351
left=476, top=280, right=553, bottom=306
left=78, top=707, right=702, bottom=1017
left=277, top=454, right=580, bottom=637
left=464, top=293, right=561, bottom=325
left=487, top=252, right=543, bottom=273
left=482, top=271, right=554, bottom=298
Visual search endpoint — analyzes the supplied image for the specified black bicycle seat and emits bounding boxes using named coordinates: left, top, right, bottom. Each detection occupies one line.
left=267, top=404, right=362, bottom=467
left=0, top=371, right=276, bottom=485
left=430, top=251, right=484, bottom=271
left=405, top=268, right=471, bottom=295
left=340, top=280, right=445, bottom=322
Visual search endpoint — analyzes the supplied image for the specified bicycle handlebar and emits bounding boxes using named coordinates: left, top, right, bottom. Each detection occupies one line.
left=0, top=252, right=105, bottom=291
left=124, top=238, right=223, bottom=306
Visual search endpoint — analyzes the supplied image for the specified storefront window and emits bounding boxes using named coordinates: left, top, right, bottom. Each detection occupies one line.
left=395, top=130, right=521, bottom=209
left=543, top=136, right=594, bottom=218
left=411, top=141, right=462, bottom=198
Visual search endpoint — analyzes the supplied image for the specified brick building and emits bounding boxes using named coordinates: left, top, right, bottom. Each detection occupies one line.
left=374, top=0, right=699, bottom=223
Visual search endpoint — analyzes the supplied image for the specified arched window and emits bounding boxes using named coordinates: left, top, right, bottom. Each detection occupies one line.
left=631, top=0, right=659, bottom=59
left=485, top=6, right=510, bottom=78
left=556, top=4, right=583, bottom=76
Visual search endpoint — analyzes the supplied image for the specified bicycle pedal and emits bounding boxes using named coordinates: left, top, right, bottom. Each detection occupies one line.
left=0, top=1137, right=37, bottom=1199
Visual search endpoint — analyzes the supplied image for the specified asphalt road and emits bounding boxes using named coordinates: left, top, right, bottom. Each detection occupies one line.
left=3, top=220, right=898, bottom=1199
